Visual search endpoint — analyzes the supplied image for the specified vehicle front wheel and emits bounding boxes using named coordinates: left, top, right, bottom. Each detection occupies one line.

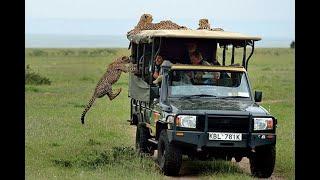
left=249, top=145, right=276, bottom=178
left=157, top=130, right=182, bottom=176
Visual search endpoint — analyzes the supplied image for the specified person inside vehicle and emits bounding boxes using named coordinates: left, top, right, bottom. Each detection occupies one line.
left=181, top=51, right=207, bottom=84
left=189, top=51, right=211, bottom=65
left=182, top=42, right=199, bottom=64
left=153, top=55, right=164, bottom=79
left=153, top=55, right=164, bottom=84
left=187, top=42, right=197, bottom=54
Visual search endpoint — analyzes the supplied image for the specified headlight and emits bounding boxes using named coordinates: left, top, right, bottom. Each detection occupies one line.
left=253, top=118, right=273, bottom=131
left=176, top=115, right=197, bottom=128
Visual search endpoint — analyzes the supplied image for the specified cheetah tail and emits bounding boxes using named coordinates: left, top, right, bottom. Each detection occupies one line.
left=81, top=96, right=96, bottom=124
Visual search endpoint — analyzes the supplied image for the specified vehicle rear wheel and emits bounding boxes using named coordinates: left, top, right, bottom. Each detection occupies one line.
left=157, top=130, right=182, bottom=176
left=135, top=124, right=151, bottom=154
left=249, top=145, right=276, bottom=178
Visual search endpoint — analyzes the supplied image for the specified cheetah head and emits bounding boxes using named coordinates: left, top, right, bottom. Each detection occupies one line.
left=199, top=19, right=210, bottom=29
left=139, top=13, right=153, bottom=24
left=119, top=56, right=130, bottom=64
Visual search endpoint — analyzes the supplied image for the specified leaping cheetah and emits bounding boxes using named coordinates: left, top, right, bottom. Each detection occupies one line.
left=80, top=56, right=135, bottom=124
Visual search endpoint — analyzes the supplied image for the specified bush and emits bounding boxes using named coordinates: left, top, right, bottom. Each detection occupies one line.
left=290, top=41, right=295, bottom=49
left=28, top=49, right=48, bottom=57
left=25, top=65, right=51, bottom=85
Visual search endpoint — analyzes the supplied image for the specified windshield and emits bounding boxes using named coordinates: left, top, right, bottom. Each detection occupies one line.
left=168, top=70, right=251, bottom=99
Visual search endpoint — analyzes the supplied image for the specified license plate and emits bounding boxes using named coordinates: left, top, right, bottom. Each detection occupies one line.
left=208, top=132, right=242, bottom=141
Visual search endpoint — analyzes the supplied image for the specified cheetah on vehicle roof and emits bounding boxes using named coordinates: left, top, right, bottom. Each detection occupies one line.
left=127, top=14, right=154, bottom=38
left=198, top=18, right=211, bottom=30
left=197, top=18, right=224, bottom=31
left=127, top=14, right=188, bottom=38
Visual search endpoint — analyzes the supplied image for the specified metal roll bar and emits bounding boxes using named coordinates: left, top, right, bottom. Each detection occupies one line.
left=231, top=45, right=235, bottom=64
left=245, top=40, right=255, bottom=70
left=222, top=45, right=226, bottom=66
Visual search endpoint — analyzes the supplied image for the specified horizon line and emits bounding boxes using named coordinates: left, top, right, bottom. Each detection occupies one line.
left=25, top=33, right=294, bottom=40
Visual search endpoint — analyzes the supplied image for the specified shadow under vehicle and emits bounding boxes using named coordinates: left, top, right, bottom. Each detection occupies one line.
left=127, top=29, right=277, bottom=178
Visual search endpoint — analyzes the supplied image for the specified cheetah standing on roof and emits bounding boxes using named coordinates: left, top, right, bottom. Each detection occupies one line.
left=198, top=19, right=211, bottom=30
left=127, top=14, right=154, bottom=38
left=127, top=14, right=188, bottom=38
left=197, top=18, right=224, bottom=31
left=81, top=56, right=134, bottom=124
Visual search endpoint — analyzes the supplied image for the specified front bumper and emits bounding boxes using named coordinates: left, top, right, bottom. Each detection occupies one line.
left=167, top=130, right=276, bottom=149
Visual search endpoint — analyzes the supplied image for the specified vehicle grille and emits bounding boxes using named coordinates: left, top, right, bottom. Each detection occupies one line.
left=197, top=115, right=250, bottom=133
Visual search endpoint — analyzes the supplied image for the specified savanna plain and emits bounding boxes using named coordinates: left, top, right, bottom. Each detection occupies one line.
left=25, top=48, right=294, bottom=179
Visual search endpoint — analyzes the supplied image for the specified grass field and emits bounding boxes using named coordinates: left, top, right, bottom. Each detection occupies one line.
left=25, top=48, right=295, bottom=179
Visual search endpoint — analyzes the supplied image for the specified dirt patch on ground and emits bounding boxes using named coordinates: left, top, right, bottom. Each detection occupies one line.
left=231, top=157, right=250, bottom=174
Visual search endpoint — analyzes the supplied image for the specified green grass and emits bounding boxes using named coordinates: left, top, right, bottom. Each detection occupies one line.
left=25, top=48, right=294, bottom=179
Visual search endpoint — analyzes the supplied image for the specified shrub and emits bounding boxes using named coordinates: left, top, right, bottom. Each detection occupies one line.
left=52, top=159, right=73, bottom=168
left=28, top=49, right=48, bottom=57
left=25, top=65, right=51, bottom=85
left=290, top=41, right=295, bottom=49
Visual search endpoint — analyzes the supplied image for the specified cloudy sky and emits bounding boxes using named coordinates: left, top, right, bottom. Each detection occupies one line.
left=26, top=0, right=294, bottom=39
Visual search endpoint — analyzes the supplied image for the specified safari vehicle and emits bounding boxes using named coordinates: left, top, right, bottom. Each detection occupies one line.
left=127, top=30, right=277, bottom=178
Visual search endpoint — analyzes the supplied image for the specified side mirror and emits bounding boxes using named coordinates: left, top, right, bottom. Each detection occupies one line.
left=150, top=86, right=160, bottom=99
left=254, top=91, right=262, bottom=102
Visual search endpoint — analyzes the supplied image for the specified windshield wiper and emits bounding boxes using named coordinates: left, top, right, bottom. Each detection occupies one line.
left=218, top=95, right=249, bottom=99
left=179, top=94, right=218, bottom=99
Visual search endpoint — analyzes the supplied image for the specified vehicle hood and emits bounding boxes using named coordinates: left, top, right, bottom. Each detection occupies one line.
left=168, top=98, right=269, bottom=115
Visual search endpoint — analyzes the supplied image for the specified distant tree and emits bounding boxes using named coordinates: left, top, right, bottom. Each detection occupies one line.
left=290, top=41, right=295, bottom=49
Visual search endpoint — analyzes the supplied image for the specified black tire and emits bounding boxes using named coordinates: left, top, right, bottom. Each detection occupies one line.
left=249, top=145, right=276, bottom=178
left=235, top=156, right=243, bottom=162
left=157, top=130, right=182, bottom=176
left=135, top=124, right=151, bottom=154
